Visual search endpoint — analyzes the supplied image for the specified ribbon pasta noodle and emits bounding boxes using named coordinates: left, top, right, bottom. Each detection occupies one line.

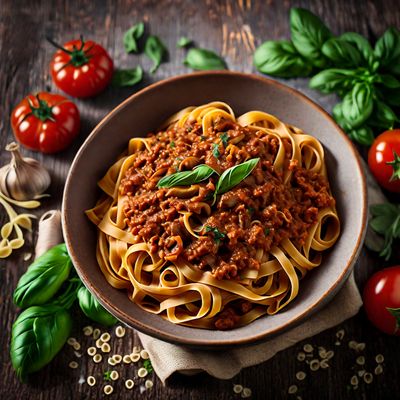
left=86, top=102, right=340, bottom=330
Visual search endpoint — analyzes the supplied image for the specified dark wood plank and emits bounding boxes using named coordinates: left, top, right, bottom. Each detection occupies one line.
left=1, top=0, right=399, bottom=399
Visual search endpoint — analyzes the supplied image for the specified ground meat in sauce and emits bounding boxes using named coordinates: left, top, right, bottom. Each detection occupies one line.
left=120, top=117, right=335, bottom=329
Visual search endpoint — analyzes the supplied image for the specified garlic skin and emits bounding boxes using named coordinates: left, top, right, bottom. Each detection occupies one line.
left=0, top=142, right=51, bottom=201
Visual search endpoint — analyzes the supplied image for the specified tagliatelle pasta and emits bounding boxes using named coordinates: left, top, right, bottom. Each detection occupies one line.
left=86, top=102, right=340, bottom=330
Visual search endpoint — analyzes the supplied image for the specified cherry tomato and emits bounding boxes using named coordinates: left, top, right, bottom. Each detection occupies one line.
left=368, top=129, right=400, bottom=192
left=49, top=36, right=113, bottom=98
left=363, top=266, right=400, bottom=335
left=11, top=92, right=80, bottom=154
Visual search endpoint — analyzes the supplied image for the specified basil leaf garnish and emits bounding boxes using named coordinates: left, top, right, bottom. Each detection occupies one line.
left=144, top=35, right=168, bottom=73
left=13, top=244, right=72, bottom=308
left=177, top=36, right=192, bottom=48
left=341, top=83, right=373, bottom=128
left=290, top=7, right=332, bottom=67
left=11, top=305, right=72, bottom=380
left=112, top=66, right=143, bottom=87
left=377, top=74, right=400, bottom=89
left=348, top=125, right=374, bottom=146
left=374, top=27, right=400, bottom=74
left=367, top=99, right=397, bottom=129
left=157, top=164, right=218, bottom=188
left=215, top=158, right=259, bottom=195
left=184, top=48, right=226, bottom=70
left=253, top=40, right=312, bottom=78
left=77, top=286, right=117, bottom=327
left=123, top=22, right=144, bottom=53
left=309, top=68, right=356, bottom=94
left=322, top=38, right=362, bottom=68
left=339, top=32, right=374, bottom=66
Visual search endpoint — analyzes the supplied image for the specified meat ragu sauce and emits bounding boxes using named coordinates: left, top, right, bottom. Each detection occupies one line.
left=120, top=117, right=335, bottom=284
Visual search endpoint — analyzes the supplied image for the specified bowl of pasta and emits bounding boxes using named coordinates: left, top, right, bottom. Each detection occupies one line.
left=62, top=71, right=367, bottom=347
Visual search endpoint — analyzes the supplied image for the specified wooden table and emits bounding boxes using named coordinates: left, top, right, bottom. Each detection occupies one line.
left=1, top=0, right=399, bottom=399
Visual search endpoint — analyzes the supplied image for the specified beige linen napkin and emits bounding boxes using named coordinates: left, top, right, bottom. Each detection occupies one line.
left=35, top=163, right=384, bottom=383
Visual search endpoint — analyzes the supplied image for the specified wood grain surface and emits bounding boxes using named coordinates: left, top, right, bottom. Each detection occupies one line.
left=1, top=0, right=399, bottom=399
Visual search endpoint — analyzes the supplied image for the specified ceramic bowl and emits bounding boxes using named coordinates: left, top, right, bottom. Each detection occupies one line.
left=62, top=71, right=367, bottom=348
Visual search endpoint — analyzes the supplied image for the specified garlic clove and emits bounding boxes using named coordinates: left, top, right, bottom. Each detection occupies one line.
left=0, top=142, right=51, bottom=201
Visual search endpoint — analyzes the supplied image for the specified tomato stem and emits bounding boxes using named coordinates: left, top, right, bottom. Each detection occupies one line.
left=27, top=94, right=56, bottom=122
left=47, top=35, right=91, bottom=68
left=387, top=150, right=400, bottom=182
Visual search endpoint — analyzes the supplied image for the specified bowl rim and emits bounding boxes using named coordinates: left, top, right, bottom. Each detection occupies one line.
left=62, top=70, right=368, bottom=347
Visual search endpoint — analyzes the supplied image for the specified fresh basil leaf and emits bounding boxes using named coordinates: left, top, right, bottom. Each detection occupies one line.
left=215, top=158, right=259, bottom=195
left=290, top=8, right=332, bottom=67
left=123, top=22, right=144, bottom=53
left=339, top=32, right=374, bottom=66
left=332, top=102, right=352, bottom=131
left=204, top=225, right=226, bottom=244
left=309, top=68, right=356, bottom=94
left=370, top=203, right=399, bottom=217
left=112, top=66, right=143, bottom=87
left=379, top=87, right=400, bottom=107
left=220, top=132, right=229, bottom=147
left=322, top=38, right=362, bottom=68
left=212, top=143, right=221, bottom=158
left=348, top=125, right=374, bottom=146
left=341, top=83, right=373, bottom=128
left=13, top=244, right=71, bottom=308
left=253, top=40, right=312, bottom=78
left=370, top=214, right=396, bottom=234
left=184, top=48, right=226, bottom=70
left=367, top=99, right=397, bottom=129
left=77, top=286, right=117, bottom=327
left=10, top=305, right=72, bottom=380
left=144, top=35, right=168, bottom=73
left=177, top=36, right=192, bottom=48
left=374, top=27, right=400, bottom=74
left=377, top=73, right=400, bottom=89
left=157, top=164, right=217, bottom=188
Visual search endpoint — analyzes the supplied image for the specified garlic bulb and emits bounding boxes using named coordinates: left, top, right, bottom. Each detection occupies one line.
left=0, top=142, right=51, bottom=201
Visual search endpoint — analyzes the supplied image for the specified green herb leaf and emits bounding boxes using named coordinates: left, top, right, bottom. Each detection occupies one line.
left=205, top=225, right=226, bottom=245
left=348, top=125, right=374, bottom=146
left=253, top=40, right=312, bottom=78
left=215, top=158, right=259, bottom=195
left=341, top=83, right=373, bottom=128
left=387, top=307, right=400, bottom=333
left=290, top=8, right=332, bottom=67
left=322, top=38, right=362, bottom=68
left=123, top=22, right=144, bottom=53
left=339, top=32, right=374, bottom=66
left=144, top=35, right=168, bottom=73
left=77, top=286, right=117, bottom=327
left=212, top=143, right=221, bottom=158
left=112, top=66, right=143, bottom=87
left=374, top=27, right=400, bottom=74
left=220, top=132, right=229, bottom=147
left=13, top=244, right=72, bottom=308
left=367, top=99, right=397, bottom=129
left=377, top=73, right=400, bottom=89
left=177, top=36, right=192, bottom=48
left=379, top=87, right=400, bottom=107
left=369, top=202, right=400, bottom=260
left=309, top=68, right=356, bottom=94
left=157, top=164, right=218, bottom=188
left=10, top=305, right=72, bottom=380
left=332, top=102, right=352, bottom=131
left=184, top=48, right=226, bottom=70
left=143, top=359, right=153, bottom=373
left=170, top=141, right=175, bottom=148
left=264, top=228, right=270, bottom=235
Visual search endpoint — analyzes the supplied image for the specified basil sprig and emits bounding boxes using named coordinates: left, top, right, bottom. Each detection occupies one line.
left=77, top=286, right=117, bottom=327
left=177, top=36, right=192, bottom=48
left=112, top=66, right=143, bottom=88
left=144, top=35, right=168, bottom=73
left=157, top=164, right=218, bottom=188
left=184, top=48, right=226, bottom=70
left=253, top=7, right=400, bottom=146
left=13, top=244, right=71, bottom=308
left=369, top=203, right=400, bottom=260
left=123, top=22, right=144, bottom=53
left=215, top=158, right=259, bottom=195
left=10, top=244, right=118, bottom=380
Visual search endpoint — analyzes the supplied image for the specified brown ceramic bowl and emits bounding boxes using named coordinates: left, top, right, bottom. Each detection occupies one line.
left=62, top=71, right=367, bottom=348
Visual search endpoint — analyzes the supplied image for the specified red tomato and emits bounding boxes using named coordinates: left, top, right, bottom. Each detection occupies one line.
left=363, top=266, right=400, bottom=335
left=11, top=92, right=80, bottom=153
left=49, top=37, right=113, bottom=98
left=368, top=129, right=400, bottom=192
